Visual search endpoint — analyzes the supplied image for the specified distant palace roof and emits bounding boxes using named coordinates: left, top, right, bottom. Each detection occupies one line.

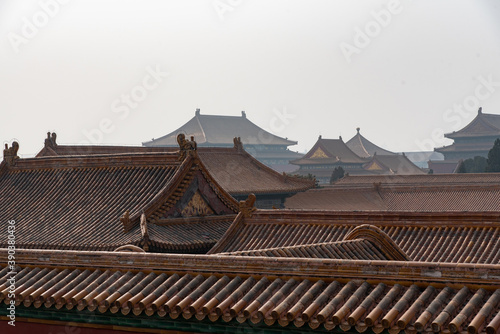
left=286, top=173, right=500, bottom=211
left=444, top=107, right=500, bottom=139
left=143, top=109, right=297, bottom=147
left=290, top=136, right=423, bottom=179
left=362, top=153, right=425, bottom=174
left=428, top=160, right=460, bottom=173
left=0, top=135, right=238, bottom=253
left=435, top=141, right=496, bottom=153
left=291, top=136, right=367, bottom=165
left=36, top=133, right=314, bottom=197
left=346, top=128, right=395, bottom=157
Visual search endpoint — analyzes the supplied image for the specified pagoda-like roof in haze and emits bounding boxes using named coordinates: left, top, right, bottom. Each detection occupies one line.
left=143, top=109, right=297, bottom=147
left=363, top=153, right=425, bottom=175
left=445, top=107, right=500, bottom=139
left=346, top=127, right=395, bottom=157
left=291, top=136, right=367, bottom=165
left=435, top=140, right=495, bottom=153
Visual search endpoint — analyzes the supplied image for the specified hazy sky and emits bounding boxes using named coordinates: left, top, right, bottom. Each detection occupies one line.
left=1, top=0, right=500, bottom=158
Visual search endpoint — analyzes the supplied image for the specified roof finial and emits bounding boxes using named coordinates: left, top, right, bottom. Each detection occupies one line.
left=356, top=127, right=360, bottom=134
left=339, top=135, right=343, bottom=141
left=44, top=132, right=57, bottom=148
left=478, top=107, right=482, bottom=114
left=120, top=210, right=131, bottom=232
left=3, top=141, right=19, bottom=166
left=177, top=133, right=197, bottom=160
left=239, top=193, right=256, bottom=218
left=318, top=135, right=322, bottom=139
left=241, top=110, right=246, bottom=118
left=233, top=137, right=243, bottom=151
left=140, top=213, right=149, bottom=251
left=195, top=108, right=200, bottom=116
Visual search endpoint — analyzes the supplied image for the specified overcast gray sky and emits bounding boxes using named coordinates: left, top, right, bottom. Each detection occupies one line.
left=1, top=0, right=500, bottom=157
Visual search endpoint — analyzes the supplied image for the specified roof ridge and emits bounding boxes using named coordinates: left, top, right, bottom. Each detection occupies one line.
left=207, top=212, right=244, bottom=254
left=344, top=224, right=411, bottom=261
left=445, top=109, right=500, bottom=138
left=9, top=152, right=182, bottom=171
left=11, top=248, right=500, bottom=282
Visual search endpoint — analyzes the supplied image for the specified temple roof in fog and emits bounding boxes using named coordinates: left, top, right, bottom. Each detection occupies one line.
left=363, top=154, right=425, bottom=175
left=291, top=136, right=367, bottom=165
left=142, top=109, right=297, bottom=147
left=445, top=108, right=500, bottom=139
left=346, top=127, right=395, bottom=157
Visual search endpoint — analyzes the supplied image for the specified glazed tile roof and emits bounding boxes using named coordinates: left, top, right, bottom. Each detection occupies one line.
left=142, top=109, right=297, bottom=147
left=346, top=128, right=395, bottom=158
left=209, top=211, right=500, bottom=264
left=221, top=239, right=391, bottom=260
left=435, top=141, right=496, bottom=154
left=286, top=173, right=500, bottom=211
left=146, top=216, right=235, bottom=253
left=286, top=187, right=386, bottom=210
left=445, top=109, right=500, bottom=139
left=332, top=173, right=500, bottom=188
left=196, top=146, right=314, bottom=195
left=219, top=225, right=411, bottom=262
left=36, top=134, right=314, bottom=196
left=2, top=249, right=500, bottom=334
left=363, top=154, right=425, bottom=175
left=0, top=139, right=238, bottom=253
left=428, top=160, right=460, bottom=174
left=291, top=137, right=367, bottom=165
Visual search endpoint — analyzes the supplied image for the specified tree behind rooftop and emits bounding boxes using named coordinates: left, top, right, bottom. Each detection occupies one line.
left=486, top=138, right=500, bottom=172
left=330, top=166, right=345, bottom=184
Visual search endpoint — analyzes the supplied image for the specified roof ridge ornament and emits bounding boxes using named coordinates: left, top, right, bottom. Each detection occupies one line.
left=3, top=141, right=19, bottom=166
left=356, top=127, right=360, bottom=133
left=195, top=108, right=201, bottom=116
left=233, top=136, right=243, bottom=151
left=478, top=107, right=482, bottom=114
left=44, top=132, right=57, bottom=148
left=177, top=133, right=197, bottom=160
left=241, top=110, right=246, bottom=118
left=120, top=210, right=132, bottom=232
left=140, top=213, right=149, bottom=251
left=239, top=193, right=256, bottom=218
